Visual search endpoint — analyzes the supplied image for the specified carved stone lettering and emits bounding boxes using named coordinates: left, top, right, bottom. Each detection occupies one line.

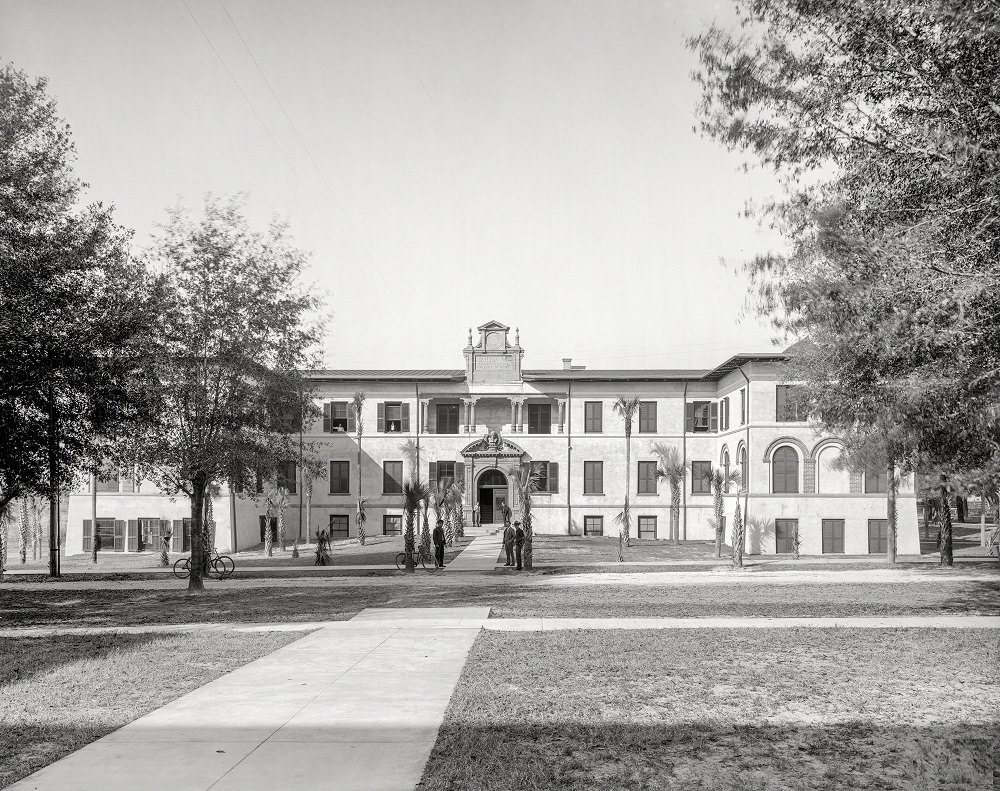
left=475, top=356, right=514, bottom=370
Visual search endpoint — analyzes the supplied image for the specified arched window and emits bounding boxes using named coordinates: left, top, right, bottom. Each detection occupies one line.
left=816, top=445, right=849, bottom=494
left=721, top=448, right=730, bottom=490
left=737, top=446, right=747, bottom=491
left=772, top=447, right=800, bottom=494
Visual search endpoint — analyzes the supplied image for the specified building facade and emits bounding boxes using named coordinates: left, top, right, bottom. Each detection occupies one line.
left=65, top=320, right=919, bottom=556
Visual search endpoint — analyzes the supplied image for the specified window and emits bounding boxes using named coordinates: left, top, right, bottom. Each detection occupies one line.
left=277, top=461, right=297, bottom=494
left=638, top=516, right=657, bottom=539
left=383, top=461, right=403, bottom=494
left=722, top=397, right=730, bottom=430
left=378, top=402, right=410, bottom=433
left=775, top=519, right=798, bottom=554
left=383, top=515, right=402, bottom=536
left=822, top=519, right=845, bottom=554
left=329, top=515, right=349, bottom=540
left=95, top=468, right=119, bottom=493
left=864, top=466, right=888, bottom=494
left=772, top=447, right=800, bottom=494
left=329, top=461, right=350, bottom=495
left=721, top=449, right=731, bottom=488
left=776, top=385, right=805, bottom=422
left=868, top=519, right=888, bottom=554
left=583, top=461, right=603, bottom=494
left=83, top=518, right=117, bottom=552
left=324, top=401, right=355, bottom=433
left=687, top=401, right=717, bottom=433
left=584, top=402, right=602, bottom=433
left=638, top=401, right=657, bottom=433
left=584, top=516, right=604, bottom=536
left=738, top=447, right=747, bottom=491
left=691, top=461, right=711, bottom=494
left=816, top=446, right=849, bottom=494
left=139, top=517, right=162, bottom=551
left=739, top=389, right=746, bottom=425
left=637, top=461, right=658, bottom=494
left=527, top=404, right=551, bottom=434
left=436, top=403, right=460, bottom=434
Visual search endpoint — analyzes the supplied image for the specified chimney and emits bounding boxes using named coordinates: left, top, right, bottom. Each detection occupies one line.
left=562, top=358, right=572, bottom=370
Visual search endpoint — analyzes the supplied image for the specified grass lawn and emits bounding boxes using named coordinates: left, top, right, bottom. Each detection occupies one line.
left=0, top=629, right=304, bottom=788
left=529, top=535, right=723, bottom=565
left=420, top=629, right=1000, bottom=790
left=1, top=578, right=997, bottom=629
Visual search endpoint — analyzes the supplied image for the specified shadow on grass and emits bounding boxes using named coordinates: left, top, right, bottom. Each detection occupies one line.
left=421, top=721, right=999, bottom=791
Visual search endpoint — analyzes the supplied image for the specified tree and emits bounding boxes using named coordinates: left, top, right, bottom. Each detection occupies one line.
left=651, top=443, right=685, bottom=545
left=707, top=467, right=741, bottom=559
left=510, top=463, right=540, bottom=570
left=275, top=486, right=289, bottom=552
left=0, top=64, right=162, bottom=575
left=690, top=1, right=1000, bottom=560
left=352, top=391, right=367, bottom=545
left=402, top=479, right=429, bottom=572
left=731, top=499, right=745, bottom=569
left=135, top=196, right=321, bottom=593
left=613, top=396, right=641, bottom=561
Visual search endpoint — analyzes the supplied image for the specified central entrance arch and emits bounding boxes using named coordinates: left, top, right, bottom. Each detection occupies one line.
left=477, top=469, right=509, bottom=525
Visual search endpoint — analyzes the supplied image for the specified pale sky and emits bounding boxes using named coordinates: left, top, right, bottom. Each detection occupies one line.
left=1, top=0, right=788, bottom=370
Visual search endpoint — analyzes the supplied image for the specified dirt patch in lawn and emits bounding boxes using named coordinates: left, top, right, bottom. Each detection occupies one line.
left=0, top=629, right=304, bottom=788
left=421, top=629, right=1000, bottom=790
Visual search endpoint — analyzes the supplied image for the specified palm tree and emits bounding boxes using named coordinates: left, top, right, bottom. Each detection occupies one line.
left=419, top=495, right=432, bottom=556
left=353, top=391, right=367, bottom=545
left=402, top=479, right=430, bottom=572
left=263, top=489, right=276, bottom=557
left=731, top=498, right=745, bottom=569
left=613, top=396, right=641, bottom=561
left=17, top=498, right=29, bottom=564
left=651, top=443, right=685, bottom=545
left=447, top=481, right=465, bottom=542
left=509, top=463, right=540, bottom=570
left=428, top=478, right=452, bottom=547
left=707, top=467, right=741, bottom=558
left=275, top=486, right=289, bottom=551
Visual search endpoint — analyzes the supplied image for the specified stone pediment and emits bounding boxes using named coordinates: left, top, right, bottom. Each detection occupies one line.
left=461, top=431, right=524, bottom=458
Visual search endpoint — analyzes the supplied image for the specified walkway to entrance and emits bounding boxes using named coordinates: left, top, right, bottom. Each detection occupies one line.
left=444, top=532, right=504, bottom=571
left=7, top=608, right=490, bottom=791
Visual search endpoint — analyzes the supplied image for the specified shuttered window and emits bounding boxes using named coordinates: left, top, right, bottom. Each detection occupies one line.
left=772, top=447, right=800, bottom=494
left=868, top=519, right=888, bottom=554
left=687, top=401, right=712, bottom=433
left=323, top=401, right=356, bottom=433
left=584, top=402, right=602, bottom=433
left=638, top=402, right=657, bottom=433
left=436, top=404, right=460, bottom=434
left=775, top=519, right=798, bottom=554
left=691, top=461, right=711, bottom=494
left=637, top=461, right=658, bottom=494
left=864, top=467, right=888, bottom=494
left=527, top=404, right=551, bottom=434
left=377, top=402, right=410, bottom=433
left=583, top=461, right=603, bottom=495
left=383, top=461, right=403, bottom=494
left=822, top=519, right=845, bottom=553
left=329, top=461, right=350, bottom=495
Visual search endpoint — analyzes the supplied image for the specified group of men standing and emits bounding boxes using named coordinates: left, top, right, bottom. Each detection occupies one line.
left=502, top=519, right=525, bottom=570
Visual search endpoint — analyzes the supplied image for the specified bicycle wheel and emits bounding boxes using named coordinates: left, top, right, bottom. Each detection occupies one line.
left=215, top=555, right=235, bottom=578
left=172, top=557, right=191, bottom=579
left=395, top=552, right=407, bottom=571
left=422, top=551, right=438, bottom=571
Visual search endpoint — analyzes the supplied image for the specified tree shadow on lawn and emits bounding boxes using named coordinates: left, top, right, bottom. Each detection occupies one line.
left=1, top=632, right=181, bottom=687
left=421, top=721, right=999, bottom=791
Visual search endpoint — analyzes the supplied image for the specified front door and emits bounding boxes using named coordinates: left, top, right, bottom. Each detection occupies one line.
left=493, top=491, right=508, bottom=524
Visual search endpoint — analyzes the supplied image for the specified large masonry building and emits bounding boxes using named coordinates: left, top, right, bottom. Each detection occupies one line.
left=66, top=321, right=919, bottom=556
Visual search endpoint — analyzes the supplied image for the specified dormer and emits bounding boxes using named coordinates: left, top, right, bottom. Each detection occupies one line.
left=463, top=320, right=524, bottom=384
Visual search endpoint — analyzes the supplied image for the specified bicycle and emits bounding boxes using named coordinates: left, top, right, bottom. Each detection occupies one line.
left=395, top=545, right=440, bottom=571
left=172, top=549, right=236, bottom=580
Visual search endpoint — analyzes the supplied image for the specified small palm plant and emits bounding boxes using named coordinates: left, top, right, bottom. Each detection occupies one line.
left=707, top=467, right=741, bottom=559
left=651, top=443, right=685, bottom=545
left=510, top=463, right=540, bottom=570
left=263, top=489, right=276, bottom=557
left=613, top=396, right=641, bottom=561
left=419, top=496, right=432, bottom=556
left=451, top=481, right=466, bottom=538
left=732, top=499, right=746, bottom=569
left=353, top=391, right=367, bottom=545
left=275, top=486, right=289, bottom=551
left=18, top=498, right=29, bottom=564
left=402, top=479, right=430, bottom=572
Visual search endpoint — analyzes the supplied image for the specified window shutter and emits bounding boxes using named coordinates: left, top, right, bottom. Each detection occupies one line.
left=429, top=462, right=438, bottom=485
left=710, top=402, right=719, bottom=432
left=401, top=402, right=410, bottom=432
left=83, top=519, right=92, bottom=552
left=347, top=403, right=356, bottom=433
left=323, top=402, right=332, bottom=433
left=377, top=402, right=385, bottom=432
left=127, top=519, right=138, bottom=551
left=172, top=520, right=184, bottom=552
left=114, top=520, right=126, bottom=551
left=685, top=403, right=694, bottom=433
left=776, top=386, right=785, bottom=421
left=549, top=462, right=559, bottom=493
left=455, top=462, right=465, bottom=486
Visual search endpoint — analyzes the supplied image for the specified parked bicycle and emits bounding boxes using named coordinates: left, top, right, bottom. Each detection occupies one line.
left=395, top=545, right=439, bottom=571
left=173, top=549, right=235, bottom=580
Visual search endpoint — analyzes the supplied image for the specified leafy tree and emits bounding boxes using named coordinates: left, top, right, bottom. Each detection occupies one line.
left=0, top=64, right=161, bottom=574
left=135, top=196, right=321, bottom=592
left=651, top=443, right=685, bottom=545
left=613, top=396, right=641, bottom=560
left=689, top=1, right=1000, bottom=564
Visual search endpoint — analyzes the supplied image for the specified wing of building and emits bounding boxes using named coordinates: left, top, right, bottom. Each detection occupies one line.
left=65, top=320, right=918, bottom=556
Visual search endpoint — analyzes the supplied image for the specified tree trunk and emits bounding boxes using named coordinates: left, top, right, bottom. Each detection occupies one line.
left=404, top=511, right=415, bottom=572
left=731, top=500, right=744, bottom=569
left=623, top=432, right=631, bottom=550
left=886, top=464, right=897, bottom=565
left=713, top=489, right=723, bottom=559
left=671, top=483, right=680, bottom=544
left=188, top=477, right=207, bottom=593
left=939, top=484, right=953, bottom=567
left=357, top=437, right=365, bottom=545
left=981, top=494, right=987, bottom=547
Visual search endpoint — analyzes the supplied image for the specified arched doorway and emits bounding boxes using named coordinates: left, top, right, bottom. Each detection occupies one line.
left=477, top=469, right=508, bottom=525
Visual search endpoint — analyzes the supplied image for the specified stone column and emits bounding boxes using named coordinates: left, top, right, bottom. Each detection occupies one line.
left=557, top=399, right=567, bottom=433
left=420, top=400, right=430, bottom=433
left=470, top=398, right=478, bottom=433
left=461, top=398, right=472, bottom=434
left=510, top=398, right=517, bottom=431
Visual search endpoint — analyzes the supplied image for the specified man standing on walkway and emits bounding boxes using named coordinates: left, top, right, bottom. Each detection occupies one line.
left=433, top=518, right=446, bottom=568
left=514, top=520, right=525, bottom=571
left=502, top=520, right=515, bottom=566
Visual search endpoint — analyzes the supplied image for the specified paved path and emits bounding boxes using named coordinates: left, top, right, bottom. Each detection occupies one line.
left=7, top=607, right=490, bottom=791
left=441, top=532, right=503, bottom=571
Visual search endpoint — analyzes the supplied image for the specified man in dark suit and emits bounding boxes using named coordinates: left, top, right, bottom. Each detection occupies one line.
left=433, top=519, right=446, bottom=568
left=514, top=520, right=525, bottom=571
left=502, top=520, right=515, bottom=566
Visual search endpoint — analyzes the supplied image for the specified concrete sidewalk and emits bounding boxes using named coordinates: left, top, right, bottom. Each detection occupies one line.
left=443, top=532, right=503, bottom=571
left=7, top=607, right=490, bottom=791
